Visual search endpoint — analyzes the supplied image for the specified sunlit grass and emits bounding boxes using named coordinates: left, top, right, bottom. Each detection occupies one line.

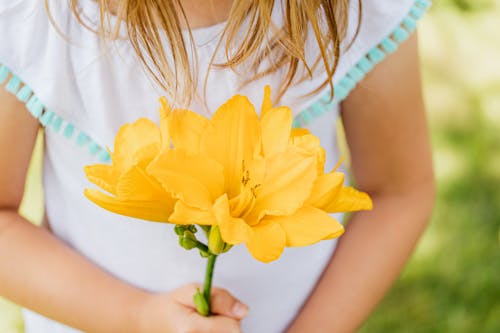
left=360, top=2, right=500, bottom=332
left=0, top=298, right=23, bottom=333
left=0, top=130, right=42, bottom=332
left=1, top=2, right=499, bottom=332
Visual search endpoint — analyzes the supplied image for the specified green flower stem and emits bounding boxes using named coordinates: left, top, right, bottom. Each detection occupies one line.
left=194, top=241, right=209, bottom=253
left=203, top=254, right=217, bottom=315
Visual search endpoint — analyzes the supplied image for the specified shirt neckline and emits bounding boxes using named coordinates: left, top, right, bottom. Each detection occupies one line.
left=82, top=0, right=227, bottom=47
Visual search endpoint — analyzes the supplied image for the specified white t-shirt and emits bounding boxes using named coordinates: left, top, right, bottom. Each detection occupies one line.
left=0, top=0, right=430, bottom=332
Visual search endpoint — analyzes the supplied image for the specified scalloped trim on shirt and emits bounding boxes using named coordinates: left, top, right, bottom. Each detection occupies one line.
left=0, top=0, right=431, bottom=161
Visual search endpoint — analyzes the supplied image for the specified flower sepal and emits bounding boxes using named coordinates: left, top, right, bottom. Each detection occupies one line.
left=193, top=288, right=210, bottom=316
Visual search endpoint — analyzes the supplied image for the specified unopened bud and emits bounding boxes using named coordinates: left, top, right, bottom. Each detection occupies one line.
left=193, top=289, right=210, bottom=316
left=208, top=226, right=225, bottom=255
left=174, top=225, right=186, bottom=236
left=179, top=231, right=197, bottom=250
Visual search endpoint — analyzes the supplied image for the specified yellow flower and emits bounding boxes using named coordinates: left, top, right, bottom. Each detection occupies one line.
left=84, top=86, right=372, bottom=262
left=145, top=86, right=372, bottom=263
left=84, top=115, right=176, bottom=222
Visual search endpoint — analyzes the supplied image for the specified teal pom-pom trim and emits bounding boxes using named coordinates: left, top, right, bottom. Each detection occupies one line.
left=40, top=110, right=55, bottom=127
left=410, top=6, right=425, bottom=19
left=403, top=16, right=417, bottom=32
left=333, top=84, right=349, bottom=101
left=416, top=0, right=432, bottom=7
left=1, top=67, right=110, bottom=163
left=88, top=141, right=101, bottom=155
left=25, top=96, right=37, bottom=113
left=320, top=93, right=334, bottom=106
left=368, top=47, right=386, bottom=64
left=357, top=57, right=374, bottom=73
left=393, top=27, right=410, bottom=43
left=381, top=38, right=398, bottom=53
left=0, top=65, right=10, bottom=84
left=292, top=0, right=431, bottom=125
left=348, top=66, right=365, bottom=82
left=16, top=86, right=33, bottom=102
left=339, top=76, right=356, bottom=92
left=309, top=102, right=326, bottom=117
left=76, top=132, right=90, bottom=146
left=98, top=150, right=111, bottom=163
left=26, top=96, right=44, bottom=118
left=63, top=124, right=75, bottom=138
left=300, top=110, right=314, bottom=124
left=51, top=116, right=63, bottom=132
left=6, top=76, right=21, bottom=94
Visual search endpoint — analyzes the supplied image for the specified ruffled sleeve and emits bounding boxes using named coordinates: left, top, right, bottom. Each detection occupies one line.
left=290, top=0, right=432, bottom=127
left=0, top=0, right=112, bottom=162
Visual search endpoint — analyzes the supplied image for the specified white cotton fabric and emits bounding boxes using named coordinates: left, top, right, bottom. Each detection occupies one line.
left=0, top=1, right=416, bottom=332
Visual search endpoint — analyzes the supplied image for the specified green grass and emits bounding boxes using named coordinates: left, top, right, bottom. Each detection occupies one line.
left=0, top=130, right=43, bottom=332
left=360, top=2, right=500, bottom=332
left=0, top=298, right=23, bottom=333
left=1, top=2, right=499, bottom=332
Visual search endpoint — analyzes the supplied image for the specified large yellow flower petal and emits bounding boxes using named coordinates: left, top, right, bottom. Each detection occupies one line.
left=290, top=133, right=326, bottom=174
left=213, top=195, right=252, bottom=245
left=290, top=133, right=320, bottom=149
left=84, top=189, right=173, bottom=222
left=229, top=187, right=256, bottom=219
left=245, top=220, right=286, bottom=263
left=115, top=166, right=171, bottom=201
left=168, top=109, right=209, bottom=154
left=84, top=164, right=118, bottom=195
left=243, top=157, right=266, bottom=191
left=247, top=147, right=317, bottom=223
left=274, top=206, right=344, bottom=247
left=112, top=118, right=161, bottom=172
left=131, top=143, right=161, bottom=170
left=147, top=170, right=211, bottom=210
left=261, top=106, right=292, bottom=157
left=232, top=158, right=265, bottom=223
left=306, top=172, right=344, bottom=210
left=169, top=200, right=215, bottom=225
left=147, top=150, right=224, bottom=209
left=260, top=85, right=293, bottom=157
left=201, top=95, right=261, bottom=198
left=324, top=186, right=373, bottom=213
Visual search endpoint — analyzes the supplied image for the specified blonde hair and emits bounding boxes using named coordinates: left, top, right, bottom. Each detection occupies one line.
left=56, top=0, right=360, bottom=106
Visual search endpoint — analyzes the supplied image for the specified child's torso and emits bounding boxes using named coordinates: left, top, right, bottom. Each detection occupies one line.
left=0, top=0, right=425, bottom=331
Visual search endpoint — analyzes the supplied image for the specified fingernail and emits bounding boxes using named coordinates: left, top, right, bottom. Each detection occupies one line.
left=232, top=302, right=248, bottom=317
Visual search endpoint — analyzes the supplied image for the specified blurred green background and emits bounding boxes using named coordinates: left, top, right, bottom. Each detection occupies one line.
left=1, top=1, right=499, bottom=332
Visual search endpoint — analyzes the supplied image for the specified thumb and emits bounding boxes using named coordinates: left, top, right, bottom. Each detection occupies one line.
left=210, top=287, right=249, bottom=320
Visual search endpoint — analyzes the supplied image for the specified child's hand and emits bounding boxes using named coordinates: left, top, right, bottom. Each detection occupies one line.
left=137, top=283, right=248, bottom=333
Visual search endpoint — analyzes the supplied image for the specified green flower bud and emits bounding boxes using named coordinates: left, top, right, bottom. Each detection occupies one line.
left=174, top=225, right=186, bottom=236
left=193, top=289, right=210, bottom=316
left=208, top=226, right=225, bottom=255
left=188, top=225, right=198, bottom=233
left=179, top=230, right=197, bottom=250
